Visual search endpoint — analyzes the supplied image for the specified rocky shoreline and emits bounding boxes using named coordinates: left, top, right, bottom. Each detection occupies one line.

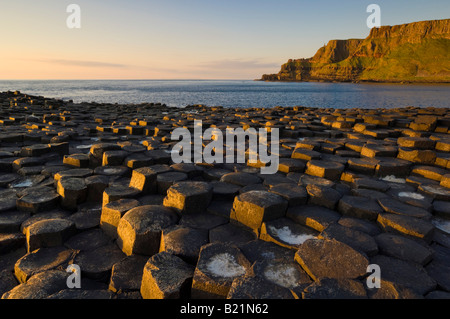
left=0, top=90, right=449, bottom=299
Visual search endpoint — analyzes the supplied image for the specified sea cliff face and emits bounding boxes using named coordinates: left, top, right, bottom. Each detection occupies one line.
left=261, top=19, right=450, bottom=83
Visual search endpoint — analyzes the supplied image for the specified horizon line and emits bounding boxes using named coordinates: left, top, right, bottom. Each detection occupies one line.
left=0, top=78, right=257, bottom=81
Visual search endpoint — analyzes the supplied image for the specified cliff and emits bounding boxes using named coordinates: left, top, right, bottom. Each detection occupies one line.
left=261, top=19, right=450, bottom=83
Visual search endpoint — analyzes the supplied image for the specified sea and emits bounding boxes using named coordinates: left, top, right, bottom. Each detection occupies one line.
left=0, top=80, right=449, bottom=109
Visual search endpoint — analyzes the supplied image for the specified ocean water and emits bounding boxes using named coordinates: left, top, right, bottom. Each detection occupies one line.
left=0, top=80, right=449, bottom=109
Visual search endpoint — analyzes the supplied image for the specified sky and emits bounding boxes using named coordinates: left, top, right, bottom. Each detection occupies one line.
left=0, top=0, right=449, bottom=80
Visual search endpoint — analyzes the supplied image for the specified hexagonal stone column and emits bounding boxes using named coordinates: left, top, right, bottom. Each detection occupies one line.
left=305, top=160, right=345, bottom=181
left=159, top=225, right=209, bottom=264
left=25, top=218, right=76, bottom=252
left=294, top=238, right=369, bottom=281
left=191, top=243, right=251, bottom=299
left=100, top=198, right=140, bottom=238
left=140, top=252, right=194, bottom=299
left=16, top=188, right=60, bottom=214
left=102, top=185, right=141, bottom=207
left=116, top=205, right=178, bottom=256
left=231, top=190, right=288, bottom=234
left=56, top=178, right=87, bottom=211
left=163, top=181, right=213, bottom=214
left=129, top=167, right=157, bottom=194
left=63, top=154, right=90, bottom=168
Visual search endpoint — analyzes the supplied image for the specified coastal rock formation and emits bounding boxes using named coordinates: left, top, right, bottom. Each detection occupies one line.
left=261, top=19, right=450, bottom=83
left=0, top=90, right=449, bottom=300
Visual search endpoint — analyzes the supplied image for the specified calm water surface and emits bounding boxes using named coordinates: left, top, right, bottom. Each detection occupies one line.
left=0, top=80, right=448, bottom=109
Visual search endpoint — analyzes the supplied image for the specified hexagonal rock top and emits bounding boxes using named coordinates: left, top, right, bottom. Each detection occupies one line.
left=140, top=252, right=194, bottom=299
left=25, top=218, right=76, bottom=253
left=191, top=242, right=251, bottom=299
left=305, top=160, right=345, bottom=181
left=231, top=190, right=288, bottom=233
left=116, top=205, right=178, bottom=256
left=163, top=181, right=213, bottom=214
left=294, top=238, right=369, bottom=281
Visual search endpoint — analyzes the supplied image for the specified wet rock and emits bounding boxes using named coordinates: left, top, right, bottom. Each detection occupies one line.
left=129, top=167, right=157, bottom=194
left=377, top=197, right=432, bottom=219
left=231, top=190, right=287, bottom=233
left=371, top=255, right=436, bottom=296
left=2, top=270, right=69, bottom=299
left=250, top=258, right=311, bottom=290
left=47, top=289, right=114, bottom=299
left=305, top=160, right=345, bottom=181
left=347, top=157, right=379, bottom=174
left=306, top=184, right=342, bottom=210
left=210, top=181, right=241, bottom=201
left=0, top=233, right=26, bottom=254
left=0, top=269, right=18, bottom=297
left=353, top=178, right=390, bottom=192
left=179, top=211, right=229, bottom=230
left=102, top=185, right=141, bottom=206
left=116, top=205, right=178, bottom=256
left=73, top=243, right=126, bottom=282
left=425, top=244, right=450, bottom=292
left=63, top=153, right=90, bottom=168
left=239, top=240, right=294, bottom=264
left=360, top=144, right=397, bottom=158
left=397, top=137, right=436, bottom=150
left=20, top=210, right=70, bottom=234
left=57, top=177, right=87, bottom=211
left=220, top=172, right=262, bottom=187
left=102, top=150, right=128, bottom=166
left=14, top=246, right=77, bottom=283
left=163, top=181, right=213, bottom=214
left=16, top=188, right=60, bottom=214
left=367, top=279, right=423, bottom=299
left=418, top=184, right=450, bottom=201
left=302, top=278, right=367, bottom=299
left=64, top=228, right=112, bottom=252
left=68, top=205, right=102, bottom=230
left=294, top=238, right=369, bottom=280
left=0, top=189, right=19, bottom=213
left=209, top=223, right=256, bottom=247
left=157, top=171, right=189, bottom=194
left=25, top=218, right=76, bottom=253
left=227, top=275, right=294, bottom=299
left=338, top=195, right=383, bottom=221
left=433, top=200, right=450, bottom=219
left=277, top=158, right=305, bottom=174
left=0, top=211, right=30, bottom=233
left=191, top=243, right=251, bottom=299
left=412, top=165, right=448, bottom=182
left=338, top=217, right=381, bottom=236
left=286, top=205, right=341, bottom=232
left=377, top=213, right=435, bottom=243
left=319, top=223, right=378, bottom=256
left=398, top=147, right=436, bottom=165
left=260, top=217, right=318, bottom=250
left=160, top=225, right=209, bottom=264
left=100, top=198, right=140, bottom=239
left=291, top=148, right=321, bottom=161
left=54, top=168, right=93, bottom=182
left=84, top=175, right=109, bottom=202
left=109, top=255, right=148, bottom=293
left=268, top=183, right=307, bottom=207
left=141, top=251, right=194, bottom=299
left=375, top=233, right=433, bottom=265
